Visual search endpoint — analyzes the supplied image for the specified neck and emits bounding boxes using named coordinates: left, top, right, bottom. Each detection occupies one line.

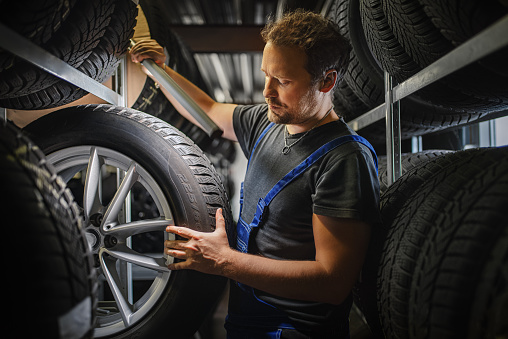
left=286, top=105, right=336, bottom=135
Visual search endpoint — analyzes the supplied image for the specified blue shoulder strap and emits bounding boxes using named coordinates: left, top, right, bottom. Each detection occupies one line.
left=251, top=134, right=378, bottom=227
left=246, top=122, right=275, bottom=172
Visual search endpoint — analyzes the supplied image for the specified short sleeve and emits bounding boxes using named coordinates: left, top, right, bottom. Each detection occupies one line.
left=312, top=146, right=381, bottom=224
left=233, top=104, right=271, bottom=158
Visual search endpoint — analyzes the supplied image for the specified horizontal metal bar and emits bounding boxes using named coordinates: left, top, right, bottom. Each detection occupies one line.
left=348, top=13, right=508, bottom=131
left=393, top=13, right=508, bottom=102
left=348, top=103, right=385, bottom=131
left=0, top=23, right=121, bottom=105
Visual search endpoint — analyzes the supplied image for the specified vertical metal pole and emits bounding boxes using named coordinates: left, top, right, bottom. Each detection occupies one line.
left=115, top=57, right=133, bottom=304
left=385, top=71, right=402, bottom=185
left=0, top=107, right=6, bottom=121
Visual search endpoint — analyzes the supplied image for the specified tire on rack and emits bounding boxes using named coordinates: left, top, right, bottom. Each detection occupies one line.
left=372, top=148, right=508, bottom=339
left=360, top=0, right=508, bottom=128
left=0, top=0, right=138, bottom=109
left=377, top=149, right=452, bottom=194
left=23, top=104, right=234, bottom=338
left=1, top=121, right=96, bottom=339
left=407, top=147, right=508, bottom=338
left=326, top=0, right=467, bottom=145
left=354, top=148, right=484, bottom=338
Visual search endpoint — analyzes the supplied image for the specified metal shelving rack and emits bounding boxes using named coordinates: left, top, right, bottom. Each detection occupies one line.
left=1, top=13, right=508, bottom=185
left=347, top=13, right=508, bottom=185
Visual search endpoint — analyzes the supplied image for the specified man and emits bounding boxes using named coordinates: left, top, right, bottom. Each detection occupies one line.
left=130, top=9, right=380, bottom=338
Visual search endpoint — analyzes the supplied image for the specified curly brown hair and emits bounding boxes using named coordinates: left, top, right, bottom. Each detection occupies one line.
left=261, top=9, right=351, bottom=87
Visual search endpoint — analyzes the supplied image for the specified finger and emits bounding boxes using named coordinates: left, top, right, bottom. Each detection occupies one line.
left=215, top=208, right=226, bottom=231
left=168, top=260, right=191, bottom=271
left=164, top=239, right=188, bottom=250
left=165, top=248, right=187, bottom=259
left=130, top=49, right=162, bottom=63
left=129, top=44, right=165, bottom=64
left=166, top=225, right=195, bottom=239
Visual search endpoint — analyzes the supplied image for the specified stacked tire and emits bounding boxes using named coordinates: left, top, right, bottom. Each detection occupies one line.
left=327, top=0, right=508, bottom=144
left=0, top=0, right=138, bottom=109
left=327, top=3, right=508, bottom=335
left=1, top=121, right=97, bottom=338
left=355, top=148, right=508, bottom=338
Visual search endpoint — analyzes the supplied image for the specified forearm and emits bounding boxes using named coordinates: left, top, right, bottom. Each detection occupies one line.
left=151, top=64, right=238, bottom=140
left=221, top=249, right=351, bottom=305
left=151, top=64, right=213, bottom=126
left=165, top=212, right=368, bottom=306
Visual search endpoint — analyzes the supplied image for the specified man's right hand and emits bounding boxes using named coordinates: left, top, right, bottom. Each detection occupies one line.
left=129, top=39, right=166, bottom=69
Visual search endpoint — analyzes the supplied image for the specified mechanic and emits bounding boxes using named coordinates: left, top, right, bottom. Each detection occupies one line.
left=130, top=9, right=380, bottom=338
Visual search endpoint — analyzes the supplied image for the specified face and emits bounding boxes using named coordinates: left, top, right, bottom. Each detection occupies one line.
left=261, top=42, right=321, bottom=125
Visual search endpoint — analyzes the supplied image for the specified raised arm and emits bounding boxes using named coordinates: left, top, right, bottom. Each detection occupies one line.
left=129, top=39, right=238, bottom=141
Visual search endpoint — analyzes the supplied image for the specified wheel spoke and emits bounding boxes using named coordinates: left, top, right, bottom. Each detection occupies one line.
left=102, top=162, right=139, bottom=229
left=83, top=147, right=103, bottom=220
left=100, top=251, right=134, bottom=326
left=105, top=218, right=174, bottom=239
left=103, top=245, right=170, bottom=273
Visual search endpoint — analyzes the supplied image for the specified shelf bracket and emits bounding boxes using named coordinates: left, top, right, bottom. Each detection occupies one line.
left=385, top=72, right=402, bottom=185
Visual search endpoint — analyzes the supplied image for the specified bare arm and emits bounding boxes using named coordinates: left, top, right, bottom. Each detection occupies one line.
left=165, top=209, right=371, bottom=305
left=130, top=39, right=238, bottom=141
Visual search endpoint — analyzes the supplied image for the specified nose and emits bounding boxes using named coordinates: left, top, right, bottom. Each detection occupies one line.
left=263, top=77, right=277, bottom=99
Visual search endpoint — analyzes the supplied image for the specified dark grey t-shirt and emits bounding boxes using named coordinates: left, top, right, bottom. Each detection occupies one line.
left=231, top=104, right=380, bottom=333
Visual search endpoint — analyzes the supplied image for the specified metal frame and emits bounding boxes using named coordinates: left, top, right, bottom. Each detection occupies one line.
left=0, top=23, right=122, bottom=106
left=348, top=13, right=508, bottom=184
left=1, top=13, right=508, bottom=184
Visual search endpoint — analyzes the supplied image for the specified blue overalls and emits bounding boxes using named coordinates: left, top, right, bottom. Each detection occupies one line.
left=226, top=123, right=378, bottom=339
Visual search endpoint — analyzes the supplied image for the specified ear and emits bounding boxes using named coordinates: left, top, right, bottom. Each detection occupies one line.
left=320, top=70, right=337, bottom=93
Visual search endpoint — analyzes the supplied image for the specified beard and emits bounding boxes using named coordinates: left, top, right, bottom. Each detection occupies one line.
left=266, top=90, right=318, bottom=125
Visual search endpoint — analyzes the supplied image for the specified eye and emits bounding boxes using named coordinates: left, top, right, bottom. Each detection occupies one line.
left=278, top=79, right=289, bottom=86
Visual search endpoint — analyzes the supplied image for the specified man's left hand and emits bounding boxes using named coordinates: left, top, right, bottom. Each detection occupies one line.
left=164, top=208, right=231, bottom=275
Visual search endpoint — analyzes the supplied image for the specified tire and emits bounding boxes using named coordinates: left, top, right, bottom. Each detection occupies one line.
left=373, top=148, right=507, bottom=339
left=0, top=0, right=138, bottom=109
left=378, top=149, right=484, bottom=339
left=1, top=120, right=96, bottom=338
left=327, top=0, right=470, bottom=143
left=360, top=0, right=508, bottom=123
left=377, top=149, right=452, bottom=194
left=23, top=104, right=234, bottom=338
left=407, top=147, right=508, bottom=338
left=356, top=148, right=483, bottom=338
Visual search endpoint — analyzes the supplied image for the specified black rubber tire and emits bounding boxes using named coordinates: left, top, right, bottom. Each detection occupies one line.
left=360, top=0, right=508, bottom=119
left=23, top=104, right=234, bottom=338
left=407, top=147, right=508, bottom=338
left=374, top=148, right=503, bottom=339
left=0, top=0, right=138, bottom=109
left=327, top=0, right=471, bottom=143
left=377, top=149, right=452, bottom=194
left=388, top=0, right=508, bottom=100
left=0, top=0, right=77, bottom=68
left=355, top=148, right=484, bottom=338
left=1, top=120, right=96, bottom=339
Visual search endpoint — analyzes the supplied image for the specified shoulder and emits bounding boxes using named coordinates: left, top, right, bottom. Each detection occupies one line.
left=233, top=104, right=273, bottom=157
left=316, top=120, right=376, bottom=165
